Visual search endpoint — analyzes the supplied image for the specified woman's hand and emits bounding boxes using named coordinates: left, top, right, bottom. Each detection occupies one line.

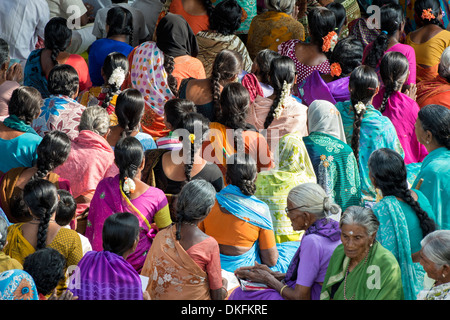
left=48, top=289, right=78, bottom=300
left=235, top=265, right=273, bottom=284
left=404, top=83, right=417, bottom=101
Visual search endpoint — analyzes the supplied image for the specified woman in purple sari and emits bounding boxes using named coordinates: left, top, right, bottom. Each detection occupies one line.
left=69, top=212, right=148, bottom=300
left=85, top=136, right=172, bottom=273
left=229, top=183, right=341, bottom=300
left=298, top=37, right=363, bottom=106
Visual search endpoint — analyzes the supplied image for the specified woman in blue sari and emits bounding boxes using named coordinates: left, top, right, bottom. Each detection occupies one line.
left=335, top=66, right=404, bottom=206
left=368, top=148, right=437, bottom=300
left=199, top=153, right=299, bottom=273
left=412, top=104, right=450, bottom=230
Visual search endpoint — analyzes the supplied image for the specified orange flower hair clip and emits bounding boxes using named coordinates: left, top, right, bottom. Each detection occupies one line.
left=330, top=62, right=342, bottom=77
left=422, top=8, right=436, bottom=20
left=322, top=31, right=338, bottom=53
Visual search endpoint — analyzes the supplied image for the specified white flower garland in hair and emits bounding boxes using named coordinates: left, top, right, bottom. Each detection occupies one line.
left=108, top=67, right=126, bottom=88
left=274, top=81, right=292, bottom=119
left=354, top=101, right=366, bottom=115
left=123, top=177, right=136, bottom=194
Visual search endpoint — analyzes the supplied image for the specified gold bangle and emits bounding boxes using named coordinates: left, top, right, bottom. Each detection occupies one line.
left=279, top=284, right=288, bottom=297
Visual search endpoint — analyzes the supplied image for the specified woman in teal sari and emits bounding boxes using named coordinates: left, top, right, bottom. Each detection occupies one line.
left=320, top=206, right=404, bottom=300
left=303, top=100, right=361, bottom=212
left=255, top=131, right=317, bottom=243
left=412, top=104, right=450, bottom=230
left=368, top=148, right=437, bottom=300
left=199, top=153, right=299, bottom=273
left=335, top=66, right=404, bottom=206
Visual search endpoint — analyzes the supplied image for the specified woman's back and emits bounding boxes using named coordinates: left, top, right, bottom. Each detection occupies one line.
left=279, top=39, right=330, bottom=83
left=199, top=202, right=276, bottom=253
left=406, top=29, right=450, bottom=67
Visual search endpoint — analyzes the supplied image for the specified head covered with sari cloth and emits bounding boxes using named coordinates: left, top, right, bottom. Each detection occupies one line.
left=0, top=269, right=38, bottom=300
left=255, top=132, right=316, bottom=242
left=156, top=13, right=199, bottom=58
left=307, top=100, right=347, bottom=143
left=130, top=42, right=175, bottom=117
left=275, top=132, right=316, bottom=178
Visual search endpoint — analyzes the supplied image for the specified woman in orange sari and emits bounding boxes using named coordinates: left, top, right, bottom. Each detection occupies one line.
left=416, top=47, right=450, bottom=109
left=202, top=83, right=274, bottom=177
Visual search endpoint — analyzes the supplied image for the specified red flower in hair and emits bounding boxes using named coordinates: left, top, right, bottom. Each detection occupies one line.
left=330, top=62, right=342, bottom=77
left=421, top=8, right=436, bottom=20
left=322, top=31, right=338, bottom=53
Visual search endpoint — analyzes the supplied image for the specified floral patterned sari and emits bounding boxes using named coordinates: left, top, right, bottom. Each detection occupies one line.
left=140, top=224, right=211, bottom=300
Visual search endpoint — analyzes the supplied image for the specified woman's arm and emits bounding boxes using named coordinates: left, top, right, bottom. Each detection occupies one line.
left=210, top=278, right=228, bottom=300
left=258, top=228, right=279, bottom=267
left=235, top=266, right=312, bottom=300
left=260, top=246, right=279, bottom=267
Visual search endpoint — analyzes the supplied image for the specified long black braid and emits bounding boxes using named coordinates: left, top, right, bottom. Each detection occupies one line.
left=23, top=179, right=59, bottom=251
left=368, top=148, right=437, bottom=237
left=264, top=56, right=296, bottom=129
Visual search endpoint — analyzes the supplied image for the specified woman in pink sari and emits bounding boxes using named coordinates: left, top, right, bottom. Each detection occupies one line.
left=53, top=107, right=116, bottom=224
left=85, top=136, right=172, bottom=273
left=372, top=52, right=428, bottom=164
left=362, top=3, right=416, bottom=86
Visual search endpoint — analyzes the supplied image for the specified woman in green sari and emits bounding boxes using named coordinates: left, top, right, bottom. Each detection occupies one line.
left=412, top=104, right=450, bottom=230
left=303, top=100, right=361, bottom=212
left=320, top=206, right=404, bottom=300
left=368, top=148, right=437, bottom=300
left=255, top=131, right=317, bottom=243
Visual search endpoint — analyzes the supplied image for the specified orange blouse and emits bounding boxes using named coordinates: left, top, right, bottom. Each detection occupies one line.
left=169, top=0, right=210, bottom=35
left=198, top=201, right=276, bottom=250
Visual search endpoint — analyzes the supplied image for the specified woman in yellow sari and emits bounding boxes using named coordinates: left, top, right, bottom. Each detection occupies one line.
left=255, top=132, right=316, bottom=243
left=3, top=179, right=83, bottom=296
left=246, top=0, right=305, bottom=60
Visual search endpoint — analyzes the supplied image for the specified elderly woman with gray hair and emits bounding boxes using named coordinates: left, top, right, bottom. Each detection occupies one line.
left=141, top=179, right=227, bottom=300
left=229, top=183, right=342, bottom=300
left=246, top=0, right=305, bottom=60
left=53, top=106, right=115, bottom=233
left=417, top=230, right=450, bottom=300
left=320, top=206, right=404, bottom=300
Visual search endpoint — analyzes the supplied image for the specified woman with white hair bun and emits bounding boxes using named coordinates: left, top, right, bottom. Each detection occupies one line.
left=229, top=183, right=342, bottom=300
left=417, top=230, right=450, bottom=300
